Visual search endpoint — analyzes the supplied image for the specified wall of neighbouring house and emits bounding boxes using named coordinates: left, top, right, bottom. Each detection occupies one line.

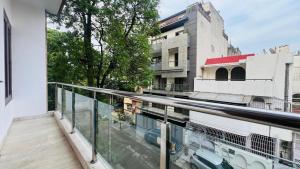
left=196, top=2, right=228, bottom=79
left=189, top=111, right=293, bottom=141
left=0, top=0, right=47, bottom=145
left=246, top=46, right=293, bottom=100
left=194, top=47, right=294, bottom=100
left=293, top=55, right=300, bottom=95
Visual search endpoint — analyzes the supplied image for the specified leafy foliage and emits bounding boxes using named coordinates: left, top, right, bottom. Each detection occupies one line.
left=48, top=29, right=86, bottom=84
left=49, top=0, right=160, bottom=91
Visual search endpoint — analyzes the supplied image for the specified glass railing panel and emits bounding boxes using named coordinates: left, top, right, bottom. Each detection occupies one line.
left=168, top=110, right=299, bottom=169
left=96, top=93, right=113, bottom=162
left=47, top=84, right=55, bottom=111
left=64, top=89, right=73, bottom=122
left=74, top=89, right=93, bottom=143
left=96, top=95, right=161, bottom=169
left=57, top=87, right=62, bottom=111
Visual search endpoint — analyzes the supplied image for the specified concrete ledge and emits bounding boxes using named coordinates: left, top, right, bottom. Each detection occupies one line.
left=13, top=113, right=51, bottom=121
left=54, top=111, right=107, bottom=169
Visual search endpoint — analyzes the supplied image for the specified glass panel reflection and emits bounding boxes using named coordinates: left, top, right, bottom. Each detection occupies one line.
left=96, top=95, right=161, bottom=169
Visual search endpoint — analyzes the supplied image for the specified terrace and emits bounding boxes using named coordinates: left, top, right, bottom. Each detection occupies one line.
left=5, top=82, right=300, bottom=169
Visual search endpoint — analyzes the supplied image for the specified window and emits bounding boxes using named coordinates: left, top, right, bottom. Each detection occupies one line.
left=152, top=56, right=161, bottom=64
left=215, top=68, right=228, bottom=81
left=253, top=97, right=265, bottom=103
left=175, top=30, right=184, bottom=36
left=231, top=67, right=246, bottom=81
left=168, top=48, right=178, bottom=67
left=174, top=107, right=189, bottom=115
left=293, top=94, right=300, bottom=102
left=175, top=53, right=178, bottom=67
left=152, top=103, right=165, bottom=110
left=252, top=97, right=266, bottom=109
left=4, top=11, right=12, bottom=104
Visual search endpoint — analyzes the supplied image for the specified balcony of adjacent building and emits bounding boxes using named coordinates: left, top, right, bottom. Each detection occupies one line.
left=150, top=56, right=190, bottom=75
left=144, top=76, right=192, bottom=97
left=193, top=61, right=296, bottom=112
left=150, top=32, right=190, bottom=78
left=150, top=31, right=190, bottom=54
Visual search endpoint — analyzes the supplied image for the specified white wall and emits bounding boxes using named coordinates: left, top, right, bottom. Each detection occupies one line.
left=10, top=0, right=47, bottom=117
left=0, top=0, right=14, bottom=147
left=246, top=51, right=293, bottom=100
left=190, top=111, right=293, bottom=141
left=196, top=8, right=228, bottom=78
left=194, top=79, right=274, bottom=97
left=0, top=0, right=47, bottom=145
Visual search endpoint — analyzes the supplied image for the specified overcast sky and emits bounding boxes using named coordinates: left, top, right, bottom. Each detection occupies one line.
left=158, top=0, right=300, bottom=54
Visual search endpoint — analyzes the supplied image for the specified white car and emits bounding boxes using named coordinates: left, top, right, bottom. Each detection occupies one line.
left=190, top=149, right=233, bottom=169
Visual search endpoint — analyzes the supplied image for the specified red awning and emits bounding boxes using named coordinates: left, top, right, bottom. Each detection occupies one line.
left=205, top=54, right=255, bottom=65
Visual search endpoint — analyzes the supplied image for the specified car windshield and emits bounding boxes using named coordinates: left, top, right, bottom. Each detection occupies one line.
left=217, top=159, right=233, bottom=169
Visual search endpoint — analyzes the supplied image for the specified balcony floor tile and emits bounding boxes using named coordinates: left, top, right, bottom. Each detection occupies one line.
left=0, top=116, right=82, bottom=169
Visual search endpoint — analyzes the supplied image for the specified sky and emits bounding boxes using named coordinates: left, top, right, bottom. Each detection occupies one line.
left=158, top=0, right=300, bottom=54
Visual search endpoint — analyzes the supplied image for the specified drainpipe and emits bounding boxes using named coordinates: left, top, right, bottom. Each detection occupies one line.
left=284, top=63, right=290, bottom=112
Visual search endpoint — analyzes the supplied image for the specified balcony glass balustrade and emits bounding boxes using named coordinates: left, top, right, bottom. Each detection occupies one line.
left=48, top=82, right=300, bottom=169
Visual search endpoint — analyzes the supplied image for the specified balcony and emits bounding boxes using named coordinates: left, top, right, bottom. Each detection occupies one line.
left=144, top=84, right=191, bottom=97
left=44, top=83, right=300, bottom=169
left=151, top=62, right=162, bottom=71
left=151, top=42, right=162, bottom=54
left=2, top=82, right=300, bottom=169
left=194, top=78, right=274, bottom=97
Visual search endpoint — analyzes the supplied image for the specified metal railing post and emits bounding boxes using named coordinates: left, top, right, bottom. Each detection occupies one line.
left=108, top=94, right=112, bottom=162
left=61, top=85, right=65, bottom=120
left=71, top=87, right=76, bottom=134
left=91, top=91, right=98, bottom=164
left=160, top=106, right=170, bottom=169
left=55, top=83, right=58, bottom=111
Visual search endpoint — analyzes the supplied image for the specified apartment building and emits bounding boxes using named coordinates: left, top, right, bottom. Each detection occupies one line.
left=147, top=2, right=234, bottom=96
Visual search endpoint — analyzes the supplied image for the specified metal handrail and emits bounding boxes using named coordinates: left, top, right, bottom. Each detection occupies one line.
left=49, top=82, right=300, bottom=132
left=196, top=78, right=273, bottom=81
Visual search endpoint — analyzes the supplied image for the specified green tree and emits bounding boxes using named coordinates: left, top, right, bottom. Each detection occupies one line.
left=47, top=29, right=86, bottom=84
left=49, top=0, right=160, bottom=90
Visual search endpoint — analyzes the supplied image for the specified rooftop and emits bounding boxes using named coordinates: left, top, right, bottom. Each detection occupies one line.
left=205, top=54, right=255, bottom=65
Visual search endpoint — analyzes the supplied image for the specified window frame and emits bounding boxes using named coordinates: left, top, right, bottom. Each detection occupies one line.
left=174, top=53, right=179, bottom=67
left=4, top=10, right=12, bottom=105
left=231, top=66, right=246, bottom=81
left=215, top=67, right=228, bottom=81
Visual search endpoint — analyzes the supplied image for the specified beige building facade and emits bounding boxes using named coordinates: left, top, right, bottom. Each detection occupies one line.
left=147, top=2, right=236, bottom=94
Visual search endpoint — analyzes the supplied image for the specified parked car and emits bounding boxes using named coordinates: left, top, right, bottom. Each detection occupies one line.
left=144, top=128, right=182, bottom=153
left=190, top=149, right=233, bottom=169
